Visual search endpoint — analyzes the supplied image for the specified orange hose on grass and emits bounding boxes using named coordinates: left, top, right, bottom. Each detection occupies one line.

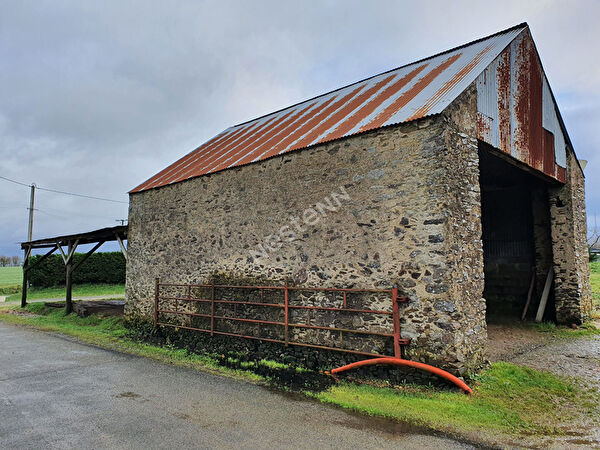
left=330, top=357, right=473, bottom=394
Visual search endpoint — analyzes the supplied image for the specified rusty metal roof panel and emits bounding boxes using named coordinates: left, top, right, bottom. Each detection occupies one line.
left=131, top=24, right=527, bottom=193
left=476, top=27, right=568, bottom=182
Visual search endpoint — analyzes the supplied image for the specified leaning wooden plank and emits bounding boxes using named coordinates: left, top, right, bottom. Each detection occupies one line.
left=521, top=269, right=536, bottom=321
left=535, top=268, right=553, bottom=323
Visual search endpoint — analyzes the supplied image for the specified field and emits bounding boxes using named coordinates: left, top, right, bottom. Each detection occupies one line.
left=590, top=261, right=600, bottom=307
left=6, top=283, right=125, bottom=301
left=0, top=266, right=22, bottom=286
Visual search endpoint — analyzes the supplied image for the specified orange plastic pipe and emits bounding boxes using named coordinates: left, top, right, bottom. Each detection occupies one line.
left=330, top=357, right=473, bottom=394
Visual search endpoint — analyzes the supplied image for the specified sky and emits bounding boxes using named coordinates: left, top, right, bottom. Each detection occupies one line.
left=1, top=0, right=599, bottom=256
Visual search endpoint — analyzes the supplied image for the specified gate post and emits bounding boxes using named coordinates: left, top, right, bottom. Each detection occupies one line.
left=154, top=277, right=159, bottom=327
left=210, top=284, right=215, bottom=336
left=392, top=285, right=401, bottom=358
left=284, top=285, right=289, bottom=346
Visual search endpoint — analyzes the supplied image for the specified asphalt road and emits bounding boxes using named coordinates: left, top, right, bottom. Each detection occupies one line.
left=0, top=322, right=475, bottom=449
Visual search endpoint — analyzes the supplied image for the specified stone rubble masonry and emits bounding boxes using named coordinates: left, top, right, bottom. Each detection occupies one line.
left=549, top=151, right=592, bottom=324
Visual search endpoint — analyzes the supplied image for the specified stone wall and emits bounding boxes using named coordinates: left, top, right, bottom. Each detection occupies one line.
left=549, top=152, right=592, bottom=323
left=126, top=85, right=487, bottom=375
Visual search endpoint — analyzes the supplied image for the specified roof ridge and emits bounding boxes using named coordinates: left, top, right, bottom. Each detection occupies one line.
left=232, top=22, right=529, bottom=128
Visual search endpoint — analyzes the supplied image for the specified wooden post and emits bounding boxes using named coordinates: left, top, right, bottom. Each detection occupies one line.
left=21, top=247, right=30, bottom=308
left=521, top=269, right=536, bottom=321
left=59, top=239, right=79, bottom=315
left=535, top=268, right=553, bottom=323
left=65, top=242, right=74, bottom=314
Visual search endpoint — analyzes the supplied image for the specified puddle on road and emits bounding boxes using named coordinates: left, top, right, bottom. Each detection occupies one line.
left=116, top=391, right=142, bottom=399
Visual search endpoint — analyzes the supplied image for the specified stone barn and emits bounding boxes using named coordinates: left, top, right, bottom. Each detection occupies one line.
left=126, top=23, right=591, bottom=375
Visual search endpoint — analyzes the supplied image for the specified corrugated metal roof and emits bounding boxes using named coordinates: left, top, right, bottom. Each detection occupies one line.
left=131, top=24, right=527, bottom=193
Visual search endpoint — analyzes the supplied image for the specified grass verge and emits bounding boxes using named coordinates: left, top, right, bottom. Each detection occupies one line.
left=6, top=283, right=125, bottom=301
left=529, top=320, right=600, bottom=338
left=313, top=362, right=598, bottom=437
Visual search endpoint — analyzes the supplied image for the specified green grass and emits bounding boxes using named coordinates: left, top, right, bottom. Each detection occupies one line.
left=0, top=266, right=22, bottom=287
left=6, top=283, right=125, bottom=301
left=591, top=261, right=600, bottom=308
left=530, top=320, right=600, bottom=338
left=313, top=362, right=598, bottom=437
left=0, top=302, right=263, bottom=383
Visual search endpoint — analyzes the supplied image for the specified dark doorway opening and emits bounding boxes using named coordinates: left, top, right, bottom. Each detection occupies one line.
left=478, top=144, right=554, bottom=323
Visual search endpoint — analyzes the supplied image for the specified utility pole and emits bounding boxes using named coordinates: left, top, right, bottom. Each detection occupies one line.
left=27, top=184, right=35, bottom=241
left=116, top=219, right=127, bottom=226
left=21, top=184, right=35, bottom=308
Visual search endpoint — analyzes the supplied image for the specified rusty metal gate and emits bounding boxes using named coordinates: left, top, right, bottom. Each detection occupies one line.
left=153, top=279, right=409, bottom=359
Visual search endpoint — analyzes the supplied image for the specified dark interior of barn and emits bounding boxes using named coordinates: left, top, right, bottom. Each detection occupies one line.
left=478, top=143, right=555, bottom=323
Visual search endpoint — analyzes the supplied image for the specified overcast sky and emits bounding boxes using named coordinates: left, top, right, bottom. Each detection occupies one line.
left=1, top=0, right=598, bottom=256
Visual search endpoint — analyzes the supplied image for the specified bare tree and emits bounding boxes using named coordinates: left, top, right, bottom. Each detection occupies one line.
left=589, top=222, right=600, bottom=261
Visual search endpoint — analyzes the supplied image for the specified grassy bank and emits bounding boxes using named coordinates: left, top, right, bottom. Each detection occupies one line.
left=313, top=363, right=597, bottom=436
left=6, top=283, right=125, bottom=301
left=0, top=302, right=597, bottom=443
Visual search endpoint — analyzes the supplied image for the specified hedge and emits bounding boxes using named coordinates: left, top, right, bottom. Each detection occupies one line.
left=27, top=252, right=125, bottom=288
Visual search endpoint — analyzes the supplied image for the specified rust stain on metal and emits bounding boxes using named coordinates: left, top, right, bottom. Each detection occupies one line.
left=513, top=34, right=531, bottom=165
left=409, top=46, right=493, bottom=120
left=133, top=130, right=231, bottom=192
left=163, top=123, right=260, bottom=185
left=556, top=165, right=566, bottom=183
left=191, top=112, right=297, bottom=177
left=213, top=100, right=322, bottom=171
left=542, top=128, right=555, bottom=175
left=320, top=65, right=428, bottom=143
left=234, top=96, right=339, bottom=165
left=172, top=116, right=281, bottom=184
left=362, top=53, right=462, bottom=131
left=292, top=74, right=397, bottom=150
left=260, top=85, right=365, bottom=160
left=528, top=43, right=544, bottom=173
left=145, top=120, right=267, bottom=190
left=477, top=113, right=491, bottom=142
left=496, top=45, right=512, bottom=154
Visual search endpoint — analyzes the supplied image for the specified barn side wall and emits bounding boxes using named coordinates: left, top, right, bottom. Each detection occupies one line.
left=126, top=90, right=486, bottom=375
left=549, top=151, right=592, bottom=323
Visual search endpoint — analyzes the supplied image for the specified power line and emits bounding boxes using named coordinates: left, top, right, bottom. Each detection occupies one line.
left=36, top=186, right=128, bottom=204
left=0, top=174, right=128, bottom=204
left=0, top=175, right=31, bottom=188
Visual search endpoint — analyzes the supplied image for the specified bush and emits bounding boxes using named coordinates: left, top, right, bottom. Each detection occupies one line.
left=27, top=252, right=125, bottom=288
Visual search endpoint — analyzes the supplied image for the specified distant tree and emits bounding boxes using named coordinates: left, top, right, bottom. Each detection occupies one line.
left=11, top=256, right=21, bottom=266
left=0, top=256, right=9, bottom=267
left=589, top=225, right=600, bottom=262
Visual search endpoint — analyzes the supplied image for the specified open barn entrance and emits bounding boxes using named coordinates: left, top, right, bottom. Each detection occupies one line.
left=478, top=143, right=554, bottom=323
